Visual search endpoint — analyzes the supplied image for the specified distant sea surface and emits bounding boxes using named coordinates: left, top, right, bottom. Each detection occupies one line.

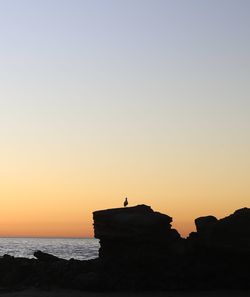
left=0, top=237, right=100, bottom=260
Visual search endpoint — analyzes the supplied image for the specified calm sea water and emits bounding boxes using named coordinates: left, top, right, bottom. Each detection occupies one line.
left=0, top=237, right=100, bottom=260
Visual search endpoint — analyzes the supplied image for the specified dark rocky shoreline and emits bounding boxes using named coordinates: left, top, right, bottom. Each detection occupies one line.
left=0, top=205, right=250, bottom=291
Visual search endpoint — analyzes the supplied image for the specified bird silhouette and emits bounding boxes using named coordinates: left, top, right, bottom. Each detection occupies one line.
left=124, top=197, right=128, bottom=207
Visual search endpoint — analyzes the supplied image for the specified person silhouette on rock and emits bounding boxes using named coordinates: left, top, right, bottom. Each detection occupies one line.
left=124, top=197, right=128, bottom=207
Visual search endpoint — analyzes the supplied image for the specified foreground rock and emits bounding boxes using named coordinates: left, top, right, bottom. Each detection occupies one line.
left=191, top=207, right=250, bottom=251
left=93, top=205, right=184, bottom=289
left=0, top=205, right=249, bottom=291
left=34, top=251, right=63, bottom=262
left=93, top=204, right=181, bottom=263
left=93, top=205, right=250, bottom=290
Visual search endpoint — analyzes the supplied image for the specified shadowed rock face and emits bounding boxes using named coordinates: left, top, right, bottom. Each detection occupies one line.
left=192, top=207, right=250, bottom=250
left=0, top=206, right=249, bottom=291
left=195, top=215, right=218, bottom=233
left=93, top=205, right=181, bottom=260
left=93, top=205, right=250, bottom=290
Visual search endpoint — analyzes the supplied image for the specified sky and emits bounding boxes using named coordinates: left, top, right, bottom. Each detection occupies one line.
left=0, top=0, right=249, bottom=237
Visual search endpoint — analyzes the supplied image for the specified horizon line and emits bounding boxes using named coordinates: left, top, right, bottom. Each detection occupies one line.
left=0, top=236, right=95, bottom=239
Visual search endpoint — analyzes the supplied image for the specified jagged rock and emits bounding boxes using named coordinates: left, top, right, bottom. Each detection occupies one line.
left=191, top=207, right=250, bottom=250
left=93, top=205, right=181, bottom=261
left=34, top=251, right=62, bottom=262
left=0, top=205, right=249, bottom=291
left=93, top=204, right=179, bottom=241
left=211, top=207, right=250, bottom=249
left=195, top=216, right=218, bottom=233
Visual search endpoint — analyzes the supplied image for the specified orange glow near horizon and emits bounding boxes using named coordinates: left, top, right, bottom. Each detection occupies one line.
left=1, top=150, right=249, bottom=238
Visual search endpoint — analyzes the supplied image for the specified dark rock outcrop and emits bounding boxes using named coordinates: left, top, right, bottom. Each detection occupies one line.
left=195, top=215, right=218, bottom=233
left=93, top=204, right=181, bottom=262
left=185, top=207, right=250, bottom=291
left=93, top=205, right=250, bottom=290
left=190, top=207, right=250, bottom=251
left=34, top=251, right=63, bottom=262
left=0, top=205, right=249, bottom=291
left=93, top=205, right=186, bottom=289
left=0, top=252, right=100, bottom=291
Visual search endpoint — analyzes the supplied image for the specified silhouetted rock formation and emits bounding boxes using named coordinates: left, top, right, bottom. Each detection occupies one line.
left=93, top=204, right=181, bottom=262
left=0, top=205, right=249, bottom=291
left=190, top=207, right=250, bottom=251
left=186, top=207, right=250, bottom=290
left=93, top=205, right=183, bottom=289
left=34, top=250, right=63, bottom=262
left=0, top=252, right=100, bottom=291
left=93, top=205, right=250, bottom=290
left=195, top=215, right=218, bottom=233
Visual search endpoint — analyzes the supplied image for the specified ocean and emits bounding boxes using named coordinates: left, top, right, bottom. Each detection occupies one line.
left=0, top=237, right=100, bottom=260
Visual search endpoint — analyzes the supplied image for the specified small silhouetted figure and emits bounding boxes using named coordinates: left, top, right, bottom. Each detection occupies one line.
left=124, top=197, right=128, bottom=207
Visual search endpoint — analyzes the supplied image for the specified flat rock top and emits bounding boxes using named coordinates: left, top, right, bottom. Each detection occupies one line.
left=93, top=205, right=176, bottom=241
left=93, top=204, right=172, bottom=224
left=93, top=204, right=153, bottom=215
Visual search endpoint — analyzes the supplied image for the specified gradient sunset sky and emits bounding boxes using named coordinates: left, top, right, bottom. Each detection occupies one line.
left=0, top=0, right=249, bottom=238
